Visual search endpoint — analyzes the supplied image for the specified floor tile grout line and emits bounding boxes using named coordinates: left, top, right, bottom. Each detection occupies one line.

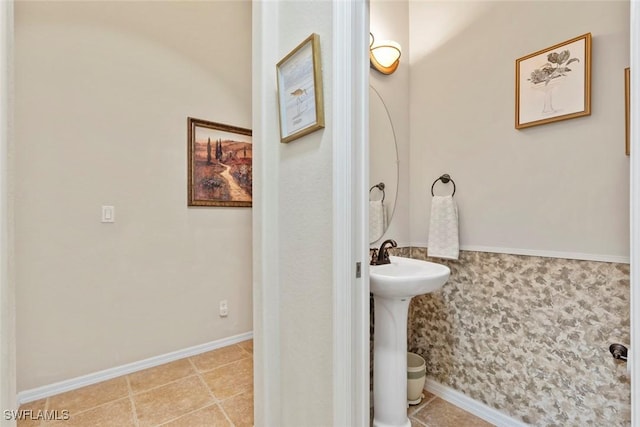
left=192, top=366, right=236, bottom=426
left=187, top=357, right=203, bottom=379
left=409, top=415, right=429, bottom=427
left=237, top=343, right=253, bottom=358
left=52, top=396, right=132, bottom=420
left=193, top=361, right=220, bottom=404
left=136, top=374, right=218, bottom=427
left=138, top=372, right=216, bottom=427
left=152, top=402, right=225, bottom=427
left=218, top=401, right=237, bottom=427
left=37, top=398, right=50, bottom=427
left=45, top=377, right=131, bottom=417
left=127, top=360, right=197, bottom=396
left=408, top=394, right=437, bottom=416
left=189, top=353, right=252, bottom=375
left=216, top=387, right=253, bottom=404
left=129, top=372, right=201, bottom=397
left=125, top=375, right=141, bottom=427
left=189, top=360, right=240, bottom=427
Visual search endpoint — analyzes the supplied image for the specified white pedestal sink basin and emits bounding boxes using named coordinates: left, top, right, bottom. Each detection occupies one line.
left=371, top=256, right=450, bottom=427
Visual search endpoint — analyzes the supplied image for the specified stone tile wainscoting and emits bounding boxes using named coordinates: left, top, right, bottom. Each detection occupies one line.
left=404, top=247, right=630, bottom=426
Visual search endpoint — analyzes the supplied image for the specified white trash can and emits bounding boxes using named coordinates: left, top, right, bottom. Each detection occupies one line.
left=407, top=352, right=426, bottom=405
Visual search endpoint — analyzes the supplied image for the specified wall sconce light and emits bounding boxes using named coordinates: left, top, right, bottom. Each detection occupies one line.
left=369, top=32, right=402, bottom=75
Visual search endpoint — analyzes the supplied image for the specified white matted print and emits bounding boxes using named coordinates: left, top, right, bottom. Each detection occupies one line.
left=516, top=33, right=591, bottom=129
left=277, top=33, right=325, bottom=143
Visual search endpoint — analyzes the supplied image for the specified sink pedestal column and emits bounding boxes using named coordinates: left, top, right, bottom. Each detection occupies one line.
left=372, top=295, right=412, bottom=427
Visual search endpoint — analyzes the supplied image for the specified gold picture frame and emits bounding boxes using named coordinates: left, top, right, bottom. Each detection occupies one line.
left=187, top=117, right=252, bottom=207
left=626, top=67, right=631, bottom=156
left=515, top=33, right=592, bottom=129
left=276, top=33, right=325, bottom=143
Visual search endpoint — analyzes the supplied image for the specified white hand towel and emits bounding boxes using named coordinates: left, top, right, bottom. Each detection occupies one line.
left=427, top=195, right=459, bottom=260
left=369, top=199, right=386, bottom=242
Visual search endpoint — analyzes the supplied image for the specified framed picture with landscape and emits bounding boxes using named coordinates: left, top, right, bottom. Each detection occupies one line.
left=187, top=117, right=252, bottom=207
left=515, top=33, right=591, bottom=129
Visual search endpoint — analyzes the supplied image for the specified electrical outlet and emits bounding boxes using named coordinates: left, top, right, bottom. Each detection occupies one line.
left=101, top=205, right=115, bottom=223
left=219, top=300, right=228, bottom=317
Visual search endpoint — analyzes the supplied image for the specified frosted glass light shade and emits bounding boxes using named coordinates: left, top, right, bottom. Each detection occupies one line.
left=369, top=36, right=401, bottom=75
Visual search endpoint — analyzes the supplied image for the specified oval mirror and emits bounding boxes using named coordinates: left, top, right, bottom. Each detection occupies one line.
left=369, top=85, right=399, bottom=245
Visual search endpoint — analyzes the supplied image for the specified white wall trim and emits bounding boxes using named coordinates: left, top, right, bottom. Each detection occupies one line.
left=408, top=242, right=629, bottom=264
left=17, top=332, right=253, bottom=406
left=0, top=0, right=15, bottom=418
left=251, top=1, right=281, bottom=426
left=332, top=0, right=354, bottom=422
left=333, top=1, right=369, bottom=426
left=424, top=379, right=529, bottom=427
left=629, top=2, right=639, bottom=426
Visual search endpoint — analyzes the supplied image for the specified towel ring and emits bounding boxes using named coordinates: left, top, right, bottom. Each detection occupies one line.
left=369, top=182, right=386, bottom=203
left=431, top=174, right=456, bottom=197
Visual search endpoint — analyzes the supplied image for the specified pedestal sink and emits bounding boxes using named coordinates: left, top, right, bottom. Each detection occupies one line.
left=371, top=256, right=450, bottom=427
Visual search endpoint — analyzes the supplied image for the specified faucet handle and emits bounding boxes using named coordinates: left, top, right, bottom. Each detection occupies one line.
left=370, top=249, right=379, bottom=265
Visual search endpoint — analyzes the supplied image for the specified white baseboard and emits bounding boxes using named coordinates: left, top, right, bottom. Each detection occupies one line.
left=424, top=379, right=529, bottom=427
left=17, top=331, right=253, bottom=406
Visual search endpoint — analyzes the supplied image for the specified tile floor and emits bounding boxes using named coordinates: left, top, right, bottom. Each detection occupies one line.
left=18, top=339, right=492, bottom=427
left=403, top=391, right=494, bottom=426
left=18, top=340, right=254, bottom=427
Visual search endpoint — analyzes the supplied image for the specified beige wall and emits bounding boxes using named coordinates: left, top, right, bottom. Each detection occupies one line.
left=276, top=2, right=334, bottom=424
left=366, top=1, right=632, bottom=424
left=409, top=1, right=630, bottom=259
left=1, top=0, right=16, bottom=422
left=14, top=1, right=252, bottom=391
left=253, top=0, right=340, bottom=424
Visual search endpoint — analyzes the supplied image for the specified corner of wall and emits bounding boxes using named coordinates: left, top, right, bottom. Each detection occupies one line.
left=1, top=0, right=17, bottom=418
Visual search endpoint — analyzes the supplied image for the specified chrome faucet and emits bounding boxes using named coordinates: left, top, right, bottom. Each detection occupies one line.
left=371, top=239, right=397, bottom=265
